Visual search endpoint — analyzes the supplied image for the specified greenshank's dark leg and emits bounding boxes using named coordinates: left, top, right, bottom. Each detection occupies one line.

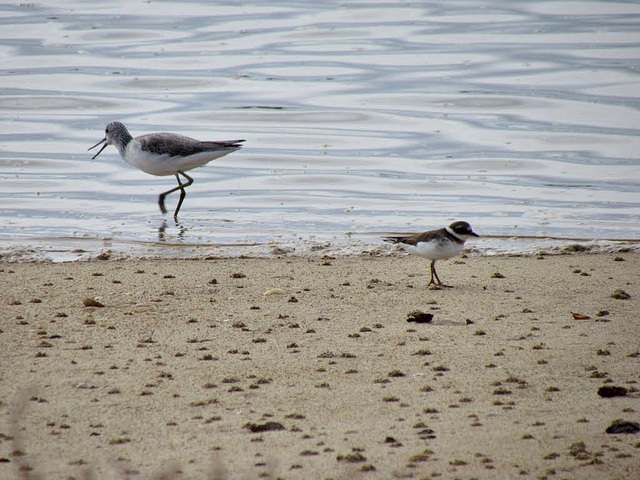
left=173, top=171, right=193, bottom=218
left=157, top=170, right=194, bottom=217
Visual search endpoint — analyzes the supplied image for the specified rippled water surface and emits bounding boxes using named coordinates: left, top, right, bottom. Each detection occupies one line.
left=1, top=1, right=639, bottom=258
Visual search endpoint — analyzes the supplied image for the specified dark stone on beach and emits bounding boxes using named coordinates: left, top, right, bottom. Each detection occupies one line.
left=597, top=386, right=627, bottom=398
left=605, top=419, right=640, bottom=434
left=243, top=421, right=285, bottom=433
left=407, top=311, right=433, bottom=324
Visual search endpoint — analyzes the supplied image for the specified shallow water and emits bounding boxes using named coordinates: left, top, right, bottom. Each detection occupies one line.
left=1, top=1, right=639, bottom=260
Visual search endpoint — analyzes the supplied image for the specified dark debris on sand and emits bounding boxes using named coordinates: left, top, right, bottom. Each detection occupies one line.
left=406, top=310, right=434, bottom=324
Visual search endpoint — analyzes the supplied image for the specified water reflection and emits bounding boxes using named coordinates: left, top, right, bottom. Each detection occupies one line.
left=157, top=219, right=187, bottom=243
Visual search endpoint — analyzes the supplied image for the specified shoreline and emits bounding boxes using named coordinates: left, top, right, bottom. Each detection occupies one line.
left=1, top=234, right=638, bottom=263
left=1, top=251, right=639, bottom=479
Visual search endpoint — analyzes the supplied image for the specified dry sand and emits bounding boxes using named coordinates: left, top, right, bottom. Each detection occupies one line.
left=1, top=250, right=639, bottom=479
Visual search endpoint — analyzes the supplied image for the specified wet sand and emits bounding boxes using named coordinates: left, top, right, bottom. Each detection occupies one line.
left=1, top=250, right=638, bottom=479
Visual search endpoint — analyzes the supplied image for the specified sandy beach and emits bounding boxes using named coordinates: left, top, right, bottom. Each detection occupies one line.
left=1, top=248, right=638, bottom=479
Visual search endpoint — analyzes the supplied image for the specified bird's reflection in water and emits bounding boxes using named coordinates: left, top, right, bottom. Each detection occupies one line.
left=157, top=219, right=187, bottom=242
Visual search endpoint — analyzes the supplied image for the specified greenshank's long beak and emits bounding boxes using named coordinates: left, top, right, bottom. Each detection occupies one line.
left=88, top=137, right=107, bottom=159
